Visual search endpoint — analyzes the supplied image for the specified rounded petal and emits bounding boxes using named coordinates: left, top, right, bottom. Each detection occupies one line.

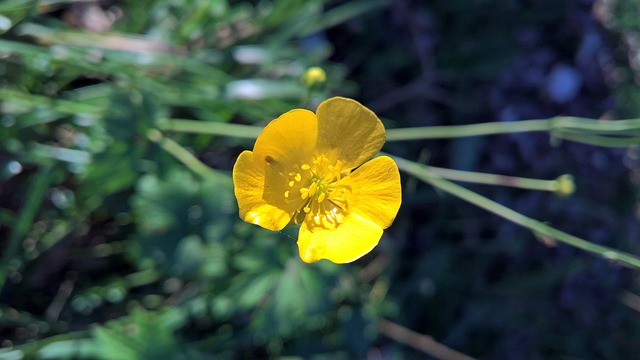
left=346, top=156, right=402, bottom=229
left=253, top=109, right=317, bottom=170
left=297, top=213, right=383, bottom=264
left=232, top=150, right=293, bottom=230
left=316, top=97, right=385, bottom=170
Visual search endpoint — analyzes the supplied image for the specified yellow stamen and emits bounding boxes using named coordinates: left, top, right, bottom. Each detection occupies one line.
left=308, top=182, right=318, bottom=196
left=300, top=188, right=309, bottom=200
left=286, top=154, right=352, bottom=230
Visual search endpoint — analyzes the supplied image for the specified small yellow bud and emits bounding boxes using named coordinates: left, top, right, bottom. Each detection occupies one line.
left=554, top=174, right=575, bottom=197
left=301, top=67, right=326, bottom=87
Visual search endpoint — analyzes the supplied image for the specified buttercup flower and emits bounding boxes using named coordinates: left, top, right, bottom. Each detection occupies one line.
left=232, top=97, right=402, bottom=263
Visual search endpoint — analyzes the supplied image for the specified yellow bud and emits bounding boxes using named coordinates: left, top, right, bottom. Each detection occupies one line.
left=301, top=67, right=326, bottom=87
left=554, top=174, right=575, bottom=197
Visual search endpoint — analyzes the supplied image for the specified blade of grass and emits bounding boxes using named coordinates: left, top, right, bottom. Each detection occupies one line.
left=0, top=88, right=104, bottom=118
left=0, top=166, right=57, bottom=289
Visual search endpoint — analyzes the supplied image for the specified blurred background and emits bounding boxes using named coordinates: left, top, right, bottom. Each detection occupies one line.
left=1, top=0, right=640, bottom=358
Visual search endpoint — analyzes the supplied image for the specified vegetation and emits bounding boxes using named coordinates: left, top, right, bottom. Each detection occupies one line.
left=2, top=0, right=640, bottom=358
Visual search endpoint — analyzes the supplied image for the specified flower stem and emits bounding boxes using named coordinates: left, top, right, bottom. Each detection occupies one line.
left=157, top=118, right=261, bottom=138
left=426, top=165, right=573, bottom=195
left=385, top=117, right=640, bottom=144
left=158, top=117, right=640, bottom=147
left=392, top=155, right=640, bottom=269
left=146, top=129, right=231, bottom=183
left=386, top=119, right=552, bottom=140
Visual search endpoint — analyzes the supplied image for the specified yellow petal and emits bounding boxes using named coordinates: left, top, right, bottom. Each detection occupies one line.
left=297, top=212, right=383, bottom=264
left=232, top=150, right=293, bottom=230
left=346, top=156, right=402, bottom=229
left=315, top=97, right=385, bottom=170
left=253, top=109, right=317, bottom=170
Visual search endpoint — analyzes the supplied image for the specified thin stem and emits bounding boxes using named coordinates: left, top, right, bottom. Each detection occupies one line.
left=392, top=155, right=640, bottom=269
left=158, top=117, right=640, bottom=148
left=146, top=129, right=231, bottom=184
left=385, top=117, right=640, bottom=141
left=157, top=119, right=261, bottom=138
left=553, top=130, right=640, bottom=147
left=426, top=165, right=557, bottom=192
left=386, top=119, right=552, bottom=140
left=379, top=319, right=476, bottom=360
left=163, top=117, right=566, bottom=192
left=380, top=152, right=574, bottom=195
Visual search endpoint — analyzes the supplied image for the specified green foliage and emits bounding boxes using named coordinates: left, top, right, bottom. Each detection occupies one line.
left=90, top=308, right=192, bottom=360
left=130, top=169, right=235, bottom=278
left=2, top=0, right=640, bottom=359
left=602, top=0, right=640, bottom=117
left=0, top=1, right=392, bottom=358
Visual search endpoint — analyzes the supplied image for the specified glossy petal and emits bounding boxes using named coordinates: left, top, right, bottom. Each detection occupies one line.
left=346, top=156, right=402, bottom=229
left=232, top=151, right=294, bottom=230
left=297, top=212, right=383, bottom=264
left=253, top=109, right=317, bottom=170
left=316, top=97, right=385, bottom=170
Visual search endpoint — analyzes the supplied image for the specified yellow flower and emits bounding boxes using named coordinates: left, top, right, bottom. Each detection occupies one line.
left=232, top=97, right=402, bottom=264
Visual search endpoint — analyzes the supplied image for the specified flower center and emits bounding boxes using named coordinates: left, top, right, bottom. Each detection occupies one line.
left=284, top=154, right=350, bottom=229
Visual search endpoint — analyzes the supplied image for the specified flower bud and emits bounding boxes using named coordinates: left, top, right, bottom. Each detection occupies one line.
left=554, top=174, right=575, bottom=197
left=301, top=67, right=326, bottom=88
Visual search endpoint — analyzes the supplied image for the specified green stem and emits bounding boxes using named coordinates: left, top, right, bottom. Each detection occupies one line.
left=158, top=117, right=640, bottom=148
left=426, top=165, right=558, bottom=192
left=146, top=129, right=231, bottom=183
left=385, top=117, right=640, bottom=141
left=158, top=120, right=568, bottom=192
left=392, top=155, right=640, bottom=269
left=553, top=130, right=640, bottom=147
left=157, top=118, right=261, bottom=138
left=386, top=119, right=552, bottom=140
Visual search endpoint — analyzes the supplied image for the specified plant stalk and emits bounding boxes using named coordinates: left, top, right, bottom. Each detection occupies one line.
left=392, top=155, right=640, bottom=269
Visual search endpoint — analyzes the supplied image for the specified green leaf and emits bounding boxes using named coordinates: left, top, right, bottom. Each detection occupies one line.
left=130, top=168, right=235, bottom=279
left=90, top=307, right=192, bottom=360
